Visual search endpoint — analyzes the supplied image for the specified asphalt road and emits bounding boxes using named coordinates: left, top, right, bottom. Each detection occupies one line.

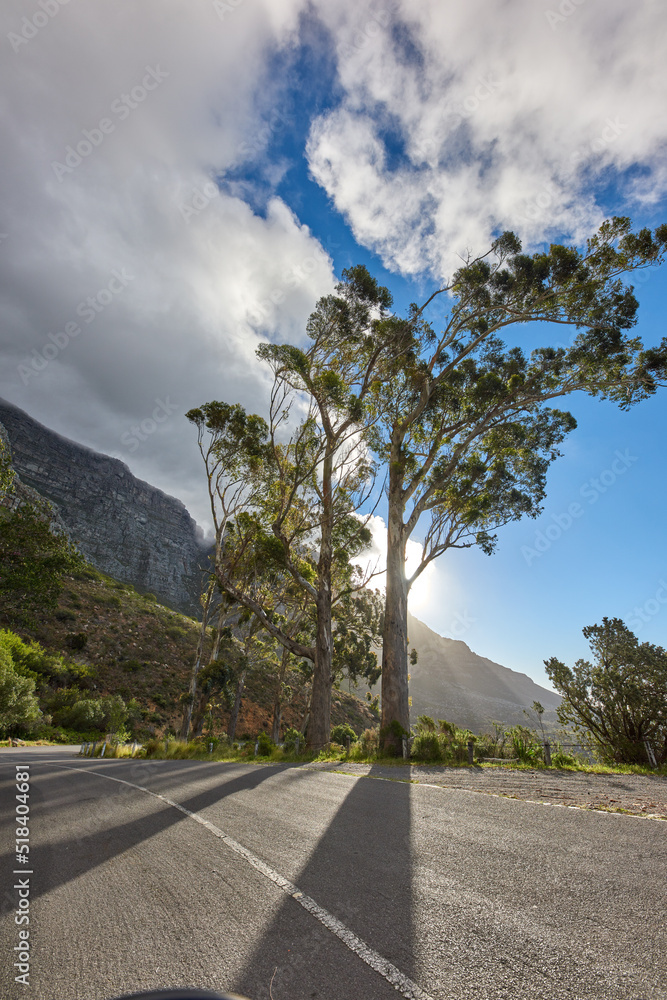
left=0, top=747, right=665, bottom=1000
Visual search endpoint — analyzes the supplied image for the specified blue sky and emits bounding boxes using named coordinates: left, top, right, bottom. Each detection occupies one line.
left=1, top=0, right=666, bottom=691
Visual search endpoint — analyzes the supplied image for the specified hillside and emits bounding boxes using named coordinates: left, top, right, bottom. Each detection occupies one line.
left=1, top=566, right=377, bottom=741
left=405, top=613, right=561, bottom=732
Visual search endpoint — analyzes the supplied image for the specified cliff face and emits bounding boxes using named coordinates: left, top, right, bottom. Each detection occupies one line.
left=0, top=399, right=210, bottom=615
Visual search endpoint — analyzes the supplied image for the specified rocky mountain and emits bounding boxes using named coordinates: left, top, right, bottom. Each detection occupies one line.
left=0, top=398, right=210, bottom=615
left=405, top=613, right=560, bottom=732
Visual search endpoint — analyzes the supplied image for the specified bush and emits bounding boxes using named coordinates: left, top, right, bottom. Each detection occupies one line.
left=256, top=731, right=274, bottom=756
left=331, top=722, right=357, bottom=746
left=55, top=610, right=77, bottom=622
left=411, top=733, right=442, bottom=761
left=282, top=726, right=302, bottom=753
left=358, top=727, right=379, bottom=758
left=65, top=632, right=87, bottom=651
left=0, top=646, right=41, bottom=736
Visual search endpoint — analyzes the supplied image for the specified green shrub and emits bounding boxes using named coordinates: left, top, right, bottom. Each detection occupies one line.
left=331, top=722, right=357, bottom=746
left=0, top=647, right=41, bottom=736
left=166, top=626, right=188, bottom=641
left=411, top=733, right=442, bottom=761
left=359, top=727, right=379, bottom=758
left=0, top=629, right=67, bottom=682
left=282, top=726, right=302, bottom=753
left=55, top=610, right=77, bottom=622
left=65, top=632, right=87, bottom=651
left=142, top=592, right=157, bottom=602
left=256, top=731, right=274, bottom=756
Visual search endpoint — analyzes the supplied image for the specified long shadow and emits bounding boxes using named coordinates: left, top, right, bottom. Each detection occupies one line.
left=0, top=761, right=294, bottom=915
left=231, top=765, right=417, bottom=1000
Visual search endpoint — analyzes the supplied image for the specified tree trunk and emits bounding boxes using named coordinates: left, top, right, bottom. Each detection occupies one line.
left=309, top=597, right=332, bottom=749
left=181, top=580, right=214, bottom=740
left=227, top=670, right=245, bottom=741
left=381, top=484, right=410, bottom=741
left=271, top=645, right=290, bottom=743
left=308, top=449, right=334, bottom=750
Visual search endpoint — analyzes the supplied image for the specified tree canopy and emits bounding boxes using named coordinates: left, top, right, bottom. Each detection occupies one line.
left=545, top=618, right=667, bottom=766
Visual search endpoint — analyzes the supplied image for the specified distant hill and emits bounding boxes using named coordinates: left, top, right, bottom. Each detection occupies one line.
left=404, top=613, right=561, bottom=732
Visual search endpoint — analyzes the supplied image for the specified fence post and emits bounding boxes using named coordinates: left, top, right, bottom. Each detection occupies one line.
left=467, top=740, right=474, bottom=765
left=131, top=741, right=137, bottom=757
left=346, top=736, right=351, bottom=755
left=402, top=737, right=408, bottom=759
left=544, top=741, right=552, bottom=766
left=644, top=740, right=658, bottom=768
left=164, top=738, right=169, bottom=754
left=254, top=740, right=259, bottom=756
left=92, top=741, right=97, bottom=757
left=209, top=742, right=213, bottom=754
left=295, top=736, right=300, bottom=755
left=100, top=743, right=106, bottom=758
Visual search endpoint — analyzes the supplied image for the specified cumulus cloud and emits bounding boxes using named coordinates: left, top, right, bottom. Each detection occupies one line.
left=0, top=0, right=333, bottom=524
left=308, top=0, right=667, bottom=277
left=2, top=0, right=666, bottom=533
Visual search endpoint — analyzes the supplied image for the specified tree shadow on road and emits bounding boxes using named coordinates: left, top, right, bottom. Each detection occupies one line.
left=231, top=766, right=418, bottom=1000
left=0, top=761, right=293, bottom=913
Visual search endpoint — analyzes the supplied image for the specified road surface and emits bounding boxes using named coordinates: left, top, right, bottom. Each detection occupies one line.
left=1, top=747, right=665, bottom=1000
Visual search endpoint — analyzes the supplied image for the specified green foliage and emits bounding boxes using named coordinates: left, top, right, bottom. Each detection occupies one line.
left=282, top=726, right=302, bottom=752
left=0, top=629, right=68, bottom=683
left=410, top=718, right=478, bottom=764
left=331, top=722, right=357, bottom=745
left=65, top=632, right=88, bottom=651
left=256, top=730, right=274, bottom=756
left=357, top=727, right=379, bottom=758
left=0, top=646, right=41, bottom=735
left=545, top=617, right=667, bottom=766
left=0, top=501, right=83, bottom=622
left=54, top=693, right=127, bottom=734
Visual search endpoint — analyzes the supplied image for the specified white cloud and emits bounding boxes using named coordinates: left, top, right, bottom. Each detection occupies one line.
left=308, top=0, right=667, bottom=277
left=0, top=0, right=333, bottom=526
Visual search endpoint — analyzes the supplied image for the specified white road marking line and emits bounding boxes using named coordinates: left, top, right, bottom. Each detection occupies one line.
left=36, top=762, right=435, bottom=1000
